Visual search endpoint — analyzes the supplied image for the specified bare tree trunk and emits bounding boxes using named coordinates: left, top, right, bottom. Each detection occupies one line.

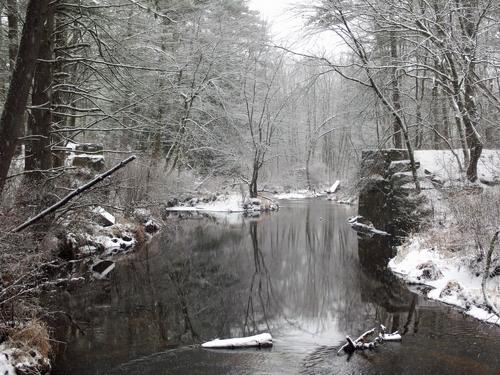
left=0, top=0, right=50, bottom=195
left=305, top=148, right=312, bottom=191
left=0, top=4, right=4, bottom=100
left=6, top=0, right=18, bottom=71
left=25, top=4, right=55, bottom=177
left=440, top=88, right=451, bottom=143
left=249, top=160, right=259, bottom=198
left=431, top=75, right=440, bottom=149
left=459, top=0, right=483, bottom=182
left=415, top=74, right=424, bottom=149
left=390, top=32, right=402, bottom=148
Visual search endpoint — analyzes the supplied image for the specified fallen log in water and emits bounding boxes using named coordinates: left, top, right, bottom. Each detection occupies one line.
left=202, top=333, right=273, bottom=349
left=337, top=325, right=401, bottom=355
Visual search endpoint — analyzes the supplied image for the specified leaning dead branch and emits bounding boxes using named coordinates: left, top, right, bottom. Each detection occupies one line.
left=12, top=155, right=136, bottom=233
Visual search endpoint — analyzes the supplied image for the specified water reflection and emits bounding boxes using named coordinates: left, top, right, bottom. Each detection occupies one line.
left=51, top=200, right=500, bottom=375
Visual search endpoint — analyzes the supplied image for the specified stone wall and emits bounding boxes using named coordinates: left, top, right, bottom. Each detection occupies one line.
left=358, top=149, right=426, bottom=237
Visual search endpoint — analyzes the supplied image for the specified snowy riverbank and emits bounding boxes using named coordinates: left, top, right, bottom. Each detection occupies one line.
left=166, top=193, right=279, bottom=213
left=388, top=149, right=500, bottom=325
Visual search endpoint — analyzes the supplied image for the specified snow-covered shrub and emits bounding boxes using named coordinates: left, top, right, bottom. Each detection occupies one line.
left=447, top=186, right=500, bottom=267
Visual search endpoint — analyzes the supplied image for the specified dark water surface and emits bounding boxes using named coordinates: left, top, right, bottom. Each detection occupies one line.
left=51, top=200, right=500, bottom=374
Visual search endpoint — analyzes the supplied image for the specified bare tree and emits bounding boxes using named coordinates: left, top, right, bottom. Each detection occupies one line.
left=0, top=0, right=50, bottom=194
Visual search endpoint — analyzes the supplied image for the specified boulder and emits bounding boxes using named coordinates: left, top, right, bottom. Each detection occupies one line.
left=439, top=280, right=463, bottom=298
left=144, top=219, right=160, bottom=234
left=417, top=261, right=443, bottom=281
left=390, top=172, right=415, bottom=187
left=133, top=208, right=152, bottom=223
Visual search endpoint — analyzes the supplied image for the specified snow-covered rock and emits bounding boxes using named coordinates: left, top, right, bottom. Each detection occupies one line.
left=439, top=280, right=464, bottom=299
left=0, top=343, right=50, bottom=375
left=416, top=261, right=443, bottom=281
left=0, top=351, right=16, bottom=375
left=144, top=219, right=160, bottom=234
left=133, top=208, right=152, bottom=223
left=390, top=172, right=415, bottom=186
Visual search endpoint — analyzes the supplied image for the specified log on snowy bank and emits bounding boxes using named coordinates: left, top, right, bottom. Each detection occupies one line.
left=201, top=333, right=273, bottom=349
left=327, top=180, right=340, bottom=194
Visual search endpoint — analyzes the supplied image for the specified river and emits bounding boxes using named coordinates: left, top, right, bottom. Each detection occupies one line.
left=50, top=199, right=500, bottom=374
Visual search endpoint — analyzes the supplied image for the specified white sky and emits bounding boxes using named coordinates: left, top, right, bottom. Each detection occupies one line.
left=247, top=0, right=347, bottom=56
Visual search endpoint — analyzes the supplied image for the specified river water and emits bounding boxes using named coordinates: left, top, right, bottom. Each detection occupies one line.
left=51, top=200, right=500, bottom=374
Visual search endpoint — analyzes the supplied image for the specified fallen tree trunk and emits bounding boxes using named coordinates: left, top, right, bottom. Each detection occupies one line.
left=337, top=325, right=401, bottom=355
left=12, top=155, right=136, bottom=232
left=201, top=333, right=273, bottom=349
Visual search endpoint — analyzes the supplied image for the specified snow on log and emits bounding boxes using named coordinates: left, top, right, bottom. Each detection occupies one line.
left=201, top=333, right=273, bottom=349
left=348, top=216, right=391, bottom=237
left=381, top=332, right=402, bottom=341
left=337, top=325, right=401, bottom=355
left=93, top=206, right=116, bottom=226
left=327, top=180, right=340, bottom=194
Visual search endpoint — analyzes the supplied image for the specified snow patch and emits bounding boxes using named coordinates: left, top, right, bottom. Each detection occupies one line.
left=274, top=190, right=324, bottom=200
left=389, top=236, right=500, bottom=325
left=166, top=193, right=278, bottom=213
left=0, top=343, right=50, bottom=374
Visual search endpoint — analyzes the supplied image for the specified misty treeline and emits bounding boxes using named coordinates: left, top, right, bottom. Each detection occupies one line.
left=0, top=0, right=499, bottom=206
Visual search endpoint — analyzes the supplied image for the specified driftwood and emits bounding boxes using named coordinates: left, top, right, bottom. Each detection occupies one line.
left=12, top=155, right=136, bottom=232
left=337, top=325, right=401, bottom=355
left=201, top=333, right=273, bottom=349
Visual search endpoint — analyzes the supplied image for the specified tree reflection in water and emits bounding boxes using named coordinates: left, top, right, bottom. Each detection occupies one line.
left=50, top=202, right=500, bottom=375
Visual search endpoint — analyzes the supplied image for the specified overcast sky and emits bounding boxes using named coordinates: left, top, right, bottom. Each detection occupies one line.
left=248, top=0, right=305, bottom=42
left=247, top=0, right=346, bottom=56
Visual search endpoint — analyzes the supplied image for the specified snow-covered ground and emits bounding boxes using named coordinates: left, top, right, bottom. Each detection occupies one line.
left=273, top=180, right=343, bottom=200
left=413, top=149, right=500, bottom=184
left=389, top=238, right=500, bottom=325
left=388, top=149, right=500, bottom=325
left=0, top=342, right=50, bottom=375
left=167, top=193, right=247, bottom=212
left=274, top=190, right=325, bottom=200
left=166, top=193, right=278, bottom=213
